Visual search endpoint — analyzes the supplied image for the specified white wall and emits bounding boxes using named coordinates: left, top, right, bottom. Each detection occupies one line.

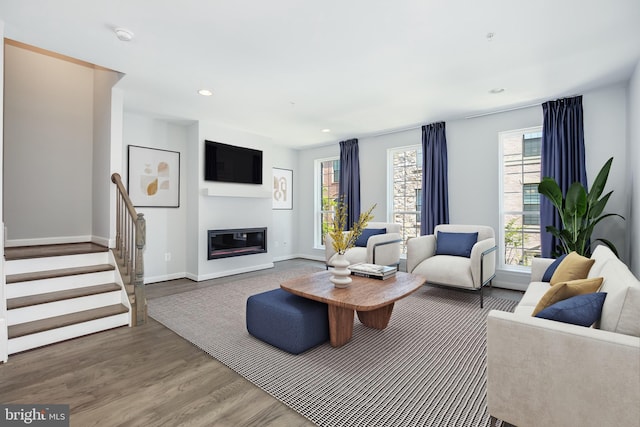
left=193, top=121, right=278, bottom=280
left=270, top=144, right=299, bottom=261
left=122, top=114, right=190, bottom=283
left=296, top=84, right=631, bottom=289
left=1, top=20, right=8, bottom=363
left=3, top=44, right=95, bottom=244
left=185, top=123, right=200, bottom=278
left=582, top=85, right=629, bottom=263
left=109, top=88, right=125, bottom=247
left=92, top=69, right=122, bottom=246
left=628, top=61, right=640, bottom=276
left=125, top=116, right=299, bottom=283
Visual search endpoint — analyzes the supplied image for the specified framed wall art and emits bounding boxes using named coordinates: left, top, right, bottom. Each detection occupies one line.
left=272, top=168, right=293, bottom=210
left=128, top=145, right=180, bottom=207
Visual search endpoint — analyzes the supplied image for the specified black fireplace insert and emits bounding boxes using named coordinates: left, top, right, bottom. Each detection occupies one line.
left=208, top=227, right=267, bottom=260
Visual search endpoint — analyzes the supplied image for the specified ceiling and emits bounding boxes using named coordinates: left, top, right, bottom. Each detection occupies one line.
left=1, top=0, right=639, bottom=148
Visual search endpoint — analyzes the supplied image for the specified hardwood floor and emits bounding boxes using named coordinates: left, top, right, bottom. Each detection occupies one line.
left=0, top=259, right=319, bottom=427
left=0, top=257, right=522, bottom=426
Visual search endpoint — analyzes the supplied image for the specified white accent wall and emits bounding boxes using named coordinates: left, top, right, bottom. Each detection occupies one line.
left=92, top=69, right=123, bottom=247
left=193, top=122, right=275, bottom=281
left=122, top=115, right=299, bottom=283
left=122, top=114, right=190, bottom=283
left=629, top=61, right=640, bottom=277
left=582, top=85, right=629, bottom=264
left=296, top=84, right=631, bottom=290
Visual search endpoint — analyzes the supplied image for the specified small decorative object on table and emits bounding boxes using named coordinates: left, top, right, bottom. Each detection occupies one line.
left=349, top=263, right=397, bottom=280
left=327, top=198, right=376, bottom=288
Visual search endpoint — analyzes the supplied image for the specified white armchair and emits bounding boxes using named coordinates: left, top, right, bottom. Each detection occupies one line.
left=406, top=224, right=497, bottom=307
left=325, top=222, right=402, bottom=269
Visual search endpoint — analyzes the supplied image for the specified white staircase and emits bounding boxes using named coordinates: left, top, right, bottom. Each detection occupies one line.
left=4, top=249, right=131, bottom=355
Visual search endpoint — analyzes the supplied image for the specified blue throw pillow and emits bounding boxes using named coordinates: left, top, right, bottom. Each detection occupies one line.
left=435, top=231, right=478, bottom=258
left=355, top=228, right=386, bottom=247
left=542, top=253, right=568, bottom=282
left=535, top=292, right=607, bottom=327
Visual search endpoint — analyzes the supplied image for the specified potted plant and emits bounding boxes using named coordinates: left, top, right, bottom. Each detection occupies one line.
left=327, top=198, right=376, bottom=287
left=537, top=157, right=624, bottom=257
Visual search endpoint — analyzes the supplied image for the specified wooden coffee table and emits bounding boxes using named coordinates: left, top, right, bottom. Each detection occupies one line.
left=280, top=270, right=425, bottom=347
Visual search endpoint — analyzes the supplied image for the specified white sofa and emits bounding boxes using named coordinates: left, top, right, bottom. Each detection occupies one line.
left=487, top=246, right=640, bottom=427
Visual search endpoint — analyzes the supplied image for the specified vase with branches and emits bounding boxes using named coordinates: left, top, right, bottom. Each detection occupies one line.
left=327, top=198, right=376, bottom=287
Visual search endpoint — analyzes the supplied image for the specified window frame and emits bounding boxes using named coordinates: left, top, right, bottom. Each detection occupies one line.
left=498, top=126, right=543, bottom=271
left=314, top=156, right=340, bottom=249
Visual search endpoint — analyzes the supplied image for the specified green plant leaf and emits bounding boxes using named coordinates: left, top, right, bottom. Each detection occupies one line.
left=538, top=178, right=563, bottom=211
left=587, top=157, right=613, bottom=205
left=590, top=212, right=625, bottom=227
left=588, top=191, right=612, bottom=219
left=565, top=182, right=587, bottom=217
left=544, top=225, right=563, bottom=238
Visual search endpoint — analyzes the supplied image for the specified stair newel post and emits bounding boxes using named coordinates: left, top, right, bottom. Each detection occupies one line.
left=134, top=213, right=146, bottom=325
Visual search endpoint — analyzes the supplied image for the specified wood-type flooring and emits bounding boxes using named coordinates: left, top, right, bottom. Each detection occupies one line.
left=0, top=257, right=521, bottom=426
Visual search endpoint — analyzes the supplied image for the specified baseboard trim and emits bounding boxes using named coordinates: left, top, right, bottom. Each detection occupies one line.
left=195, top=263, right=275, bottom=282
left=151, top=263, right=278, bottom=283
left=272, top=254, right=300, bottom=262
left=144, top=272, right=188, bottom=285
left=5, top=235, right=93, bottom=247
left=91, top=235, right=112, bottom=248
left=296, top=254, right=325, bottom=262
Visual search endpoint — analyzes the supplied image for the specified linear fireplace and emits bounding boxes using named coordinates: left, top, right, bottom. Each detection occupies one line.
left=208, top=227, right=267, bottom=260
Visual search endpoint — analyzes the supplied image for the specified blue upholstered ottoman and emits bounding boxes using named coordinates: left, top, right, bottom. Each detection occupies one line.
left=246, top=288, right=329, bottom=354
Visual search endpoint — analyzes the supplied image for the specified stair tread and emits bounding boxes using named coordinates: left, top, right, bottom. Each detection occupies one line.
left=8, top=304, right=129, bottom=339
left=6, top=264, right=115, bottom=284
left=4, top=242, right=108, bottom=261
left=7, top=283, right=122, bottom=310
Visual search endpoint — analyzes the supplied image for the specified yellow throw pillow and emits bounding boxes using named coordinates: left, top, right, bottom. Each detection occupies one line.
left=532, top=277, right=604, bottom=316
left=549, top=252, right=595, bottom=285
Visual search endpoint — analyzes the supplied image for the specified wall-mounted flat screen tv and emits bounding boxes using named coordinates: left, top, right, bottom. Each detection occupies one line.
left=204, top=140, right=263, bottom=184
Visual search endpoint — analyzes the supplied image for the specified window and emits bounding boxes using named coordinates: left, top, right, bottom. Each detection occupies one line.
left=500, top=128, right=542, bottom=268
left=315, top=157, right=340, bottom=247
left=332, top=160, right=340, bottom=183
left=522, top=183, right=540, bottom=225
left=388, top=145, right=422, bottom=254
left=523, top=134, right=542, bottom=157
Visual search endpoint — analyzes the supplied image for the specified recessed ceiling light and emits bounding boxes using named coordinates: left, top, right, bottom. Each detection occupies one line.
left=198, top=89, right=213, bottom=96
left=486, top=32, right=495, bottom=41
left=321, top=128, right=331, bottom=133
left=114, top=27, right=134, bottom=42
left=489, top=88, right=505, bottom=94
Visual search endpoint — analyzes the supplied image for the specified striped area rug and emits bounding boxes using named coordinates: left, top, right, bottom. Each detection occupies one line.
left=148, top=268, right=518, bottom=427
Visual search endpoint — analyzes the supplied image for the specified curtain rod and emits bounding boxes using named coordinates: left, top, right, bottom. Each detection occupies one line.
left=369, top=102, right=542, bottom=137
left=463, top=102, right=541, bottom=119
left=311, top=101, right=543, bottom=147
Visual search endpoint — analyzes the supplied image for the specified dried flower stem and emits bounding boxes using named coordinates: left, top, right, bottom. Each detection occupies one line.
left=329, top=197, right=376, bottom=254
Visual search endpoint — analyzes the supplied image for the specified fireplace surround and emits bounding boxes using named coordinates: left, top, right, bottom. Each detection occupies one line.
left=208, top=227, right=267, bottom=260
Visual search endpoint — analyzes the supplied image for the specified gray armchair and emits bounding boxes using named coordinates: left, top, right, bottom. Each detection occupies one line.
left=406, top=224, right=497, bottom=307
left=325, top=222, right=402, bottom=269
